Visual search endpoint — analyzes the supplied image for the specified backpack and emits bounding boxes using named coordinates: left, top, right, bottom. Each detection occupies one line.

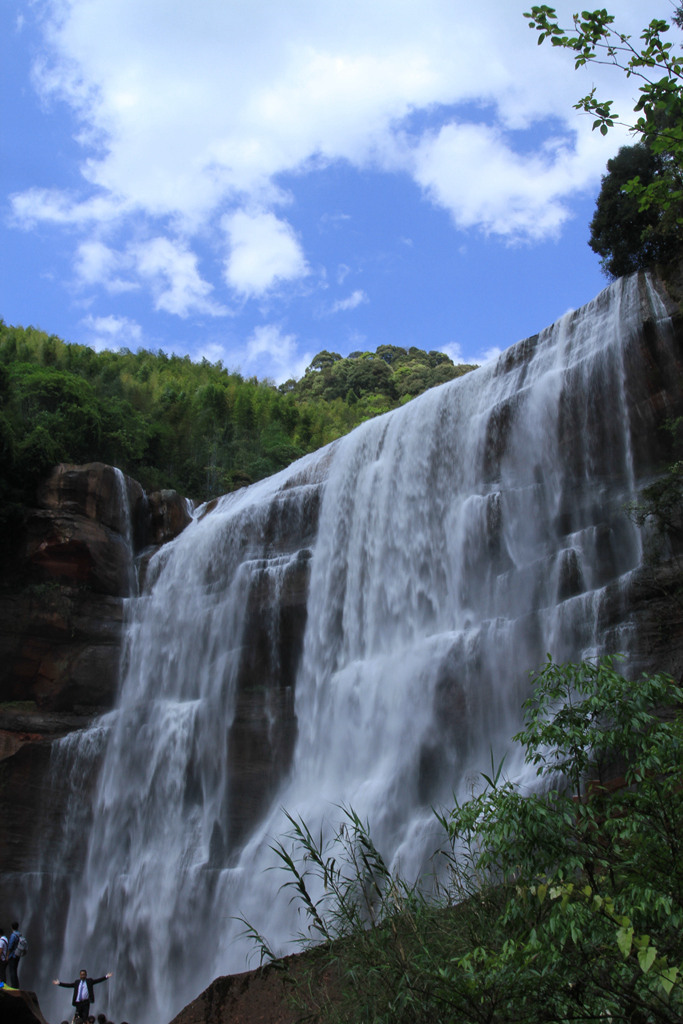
left=15, top=935, right=28, bottom=958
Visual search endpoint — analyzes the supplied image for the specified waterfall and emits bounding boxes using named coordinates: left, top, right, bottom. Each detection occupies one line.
left=113, top=465, right=139, bottom=596
left=34, top=271, right=679, bottom=1024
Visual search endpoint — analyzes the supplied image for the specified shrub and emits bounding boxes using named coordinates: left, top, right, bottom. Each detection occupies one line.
left=252, top=657, right=683, bottom=1023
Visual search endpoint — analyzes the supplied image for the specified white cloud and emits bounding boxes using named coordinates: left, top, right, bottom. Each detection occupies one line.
left=223, top=211, right=309, bottom=297
left=244, top=324, right=312, bottom=383
left=321, top=214, right=352, bottom=232
left=482, top=346, right=503, bottom=363
left=411, top=121, right=615, bottom=241
left=74, top=240, right=137, bottom=293
left=330, top=289, right=368, bottom=313
left=132, top=237, right=227, bottom=317
left=80, top=314, right=142, bottom=351
left=11, top=188, right=127, bottom=227
left=74, top=236, right=225, bottom=315
left=20, top=1, right=654, bottom=237
left=439, top=342, right=465, bottom=365
left=9, top=0, right=663, bottom=327
left=196, top=341, right=230, bottom=366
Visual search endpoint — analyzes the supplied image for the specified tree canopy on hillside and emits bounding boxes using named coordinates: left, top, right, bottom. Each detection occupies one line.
left=0, top=321, right=476, bottom=549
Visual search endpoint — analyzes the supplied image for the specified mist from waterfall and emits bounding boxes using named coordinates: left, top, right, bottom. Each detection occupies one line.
left=35, top=272, right=675, bottom=1024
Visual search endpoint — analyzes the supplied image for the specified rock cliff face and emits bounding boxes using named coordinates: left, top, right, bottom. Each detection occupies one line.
left=3, top=268, right=683, bottom=1024
left=0, top=459, right=320, bottom=982
left=0, top=463, right=193, bottom=880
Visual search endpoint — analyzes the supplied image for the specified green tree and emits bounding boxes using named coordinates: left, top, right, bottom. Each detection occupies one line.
left=525, top=6, right=683, bottom=267
left=256, top=657, right=683, bottom=1023
left=590, top=143, right=682, bottom=277
left=8, top=364, right=103, bottom=463
left=307, top=350, right=343, bottom=372
left=0, top=321, right=477, bottom=510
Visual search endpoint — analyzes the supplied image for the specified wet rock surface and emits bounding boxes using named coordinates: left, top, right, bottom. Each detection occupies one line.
left=0, top=464, right=191, bottom=887
left=147, top=488, right=194, bottom=546
left=0, top=461, right=318, bottom=978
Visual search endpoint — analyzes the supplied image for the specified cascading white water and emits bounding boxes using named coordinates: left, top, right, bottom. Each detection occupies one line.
left=34, top=272, right=677, bottom=1024
left=113, top=466, right=139, bottom=596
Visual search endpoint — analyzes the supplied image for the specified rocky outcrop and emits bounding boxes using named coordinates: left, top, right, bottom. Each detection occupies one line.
left=138, top=488, right=194, bottom=590
left=168, top=962, right=303, bottom=1024
left=147, top=488, right=193, bottom=546
left=0, top=987, right=49, bottom=1024
left=1, top=464, right=144, bottom=714
left=0, top=463, right=191, bottom=883
left=168, top=949, right=334, bottom=1024
left=0, top=460, right=321, bottom=998
left=0, top=586, right=125, bottom=713
left=31, top=463, right=145, bottom=591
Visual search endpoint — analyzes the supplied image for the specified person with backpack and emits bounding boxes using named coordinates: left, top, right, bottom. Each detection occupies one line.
left=7, top=921, right=27, bottom=988
left=0, top=926, right=8, bottom=984
left=53, top=968, right=113, bottom=1022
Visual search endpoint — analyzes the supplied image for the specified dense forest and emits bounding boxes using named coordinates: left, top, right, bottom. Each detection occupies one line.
left=0, top=320, right=476, bottom=528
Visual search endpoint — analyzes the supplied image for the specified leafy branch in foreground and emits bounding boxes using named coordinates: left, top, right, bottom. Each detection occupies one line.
left=524, top=7, right=683, bottom=147
left=251, top=657, right=683, bottom=1023
left=524, top=6, right=683, bottom=276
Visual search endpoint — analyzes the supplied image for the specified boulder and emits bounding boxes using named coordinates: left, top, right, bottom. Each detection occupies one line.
left=36, top=462, right=145, bottom=539
left=147, top=489, right=193, bottom=545
left=168, top=950, right=334, bottom=1024
left=0, top=987, right=49, bottom=1024
left=28, top=462, right=146, bottom=596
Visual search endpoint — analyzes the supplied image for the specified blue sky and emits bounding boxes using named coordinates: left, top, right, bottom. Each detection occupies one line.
left=1, top=0, right=674, bottom=382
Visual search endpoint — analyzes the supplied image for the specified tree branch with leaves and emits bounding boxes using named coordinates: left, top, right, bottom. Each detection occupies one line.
left=525, top=5, right=683, bottom=271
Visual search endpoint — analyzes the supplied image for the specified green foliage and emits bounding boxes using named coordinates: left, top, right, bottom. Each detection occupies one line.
left=525, top=6, right=683, bottom=275
left=589, top=144, right=681, bottom=277
left=0, top=320, right=477, bottom=519
left=256, top=657, right=683, bottom=1023
left=288, top=347, right=476, bottom=406
left=627, top=418, right=683, bottom=569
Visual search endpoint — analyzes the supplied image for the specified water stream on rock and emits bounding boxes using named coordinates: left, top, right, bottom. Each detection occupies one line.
left=32, top=272, right=678, bottom=1023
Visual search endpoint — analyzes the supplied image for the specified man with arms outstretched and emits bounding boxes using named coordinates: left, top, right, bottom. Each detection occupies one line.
left=53, top=969, right=113, bottom=1021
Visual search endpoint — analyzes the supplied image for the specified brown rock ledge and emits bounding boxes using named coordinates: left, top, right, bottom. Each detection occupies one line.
left=0, top=987, right=49, bottom=1024
left=169, top=949, right=338, bottom=1024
